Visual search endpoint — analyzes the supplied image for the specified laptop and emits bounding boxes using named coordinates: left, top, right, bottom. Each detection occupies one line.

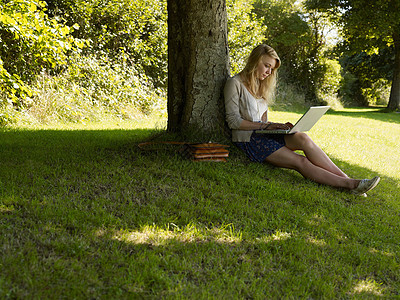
left=255, top=106, right=330, bottom=134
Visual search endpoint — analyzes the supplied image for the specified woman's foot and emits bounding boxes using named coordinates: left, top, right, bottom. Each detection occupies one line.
left=351, top=176, right=380, bottom=195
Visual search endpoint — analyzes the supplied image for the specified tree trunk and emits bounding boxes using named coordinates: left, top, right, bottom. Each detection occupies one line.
left=167, top=0, right=230, bottom=134
left=388, top=32, right=400, bottom=111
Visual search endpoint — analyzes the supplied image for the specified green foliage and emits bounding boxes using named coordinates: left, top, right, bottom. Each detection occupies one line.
left=253, top=0, right=334, bottom=103
left=306, top=0, right=400, bottom=109
left=226, top=0, right=264, bottom=75
left=318, top=59, right=341, bottom=95
left=339, top=50, right=393, bottom=106
left=316, top=58, right=343, bottom=108
left=361, top=79, right=391, bottom=106
left=306, top=0, right=400, bottom=51
left=0, top=103, right=17, bottom=126
left=0, top=0, right=167, bottom=126
left=253, top=0, right=310, bottom=50
left=47, top=0, right=168, bottom=87
left=0, top=0, right=84, bottom=104
left=338, top=71, right=364, bottom=106
left=24, top=54, right=166, bottom=124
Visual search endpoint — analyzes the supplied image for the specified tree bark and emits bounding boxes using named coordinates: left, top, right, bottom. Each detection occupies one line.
left=388, top=32, right=400, bottom=111
left=167, top=0, right=230, bottom=134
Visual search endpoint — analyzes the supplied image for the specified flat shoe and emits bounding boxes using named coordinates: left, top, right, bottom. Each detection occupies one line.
left=351, top=176, right=380, bottom=195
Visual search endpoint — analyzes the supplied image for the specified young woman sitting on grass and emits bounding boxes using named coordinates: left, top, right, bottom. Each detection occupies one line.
left=224, top=44, right=380, bottom=196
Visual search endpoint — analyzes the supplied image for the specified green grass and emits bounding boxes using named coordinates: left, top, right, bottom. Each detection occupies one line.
left=1, top=108, right=399, bottom=298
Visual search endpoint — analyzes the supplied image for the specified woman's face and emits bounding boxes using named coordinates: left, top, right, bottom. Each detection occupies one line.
left=256, top=55, right=276, bottom=81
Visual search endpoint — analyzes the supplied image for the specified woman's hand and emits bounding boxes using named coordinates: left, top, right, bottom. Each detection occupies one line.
left=285, top=122, right=294, bottom=129
left=263, top=122, right=292, bottom=130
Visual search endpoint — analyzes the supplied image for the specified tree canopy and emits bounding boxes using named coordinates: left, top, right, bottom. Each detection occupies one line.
left=306, top=0, right=400, bottom=110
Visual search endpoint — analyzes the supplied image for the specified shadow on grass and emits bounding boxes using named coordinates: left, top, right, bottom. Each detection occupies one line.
left=0, top=127, right=399, bottom=298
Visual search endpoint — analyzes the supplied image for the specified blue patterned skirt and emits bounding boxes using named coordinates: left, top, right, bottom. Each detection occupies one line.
left=235, top=132, right=286, bottom=163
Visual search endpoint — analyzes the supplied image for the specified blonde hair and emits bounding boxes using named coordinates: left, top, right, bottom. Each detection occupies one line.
left=240, top=44, right=281, bottom=103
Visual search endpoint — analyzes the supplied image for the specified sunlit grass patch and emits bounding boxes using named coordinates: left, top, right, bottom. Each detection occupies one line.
left=257, top=231, right=292, bottom=243
left=113, top=223, right=243, bottom=246
left=351, top=278, right=384, bottom=296
left=368, top=247, right=395, bottom=257
left=306, top=237, right=327, bottom=247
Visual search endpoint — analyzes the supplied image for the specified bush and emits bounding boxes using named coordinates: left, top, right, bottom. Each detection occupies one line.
left=0, top=101, right=17, bottom=126
left=46, top=0, right=168, bottom=88
left=361, top=79, right=390, bottom=106
left=338, top=71, right=365, bottom=106
left=273, top=80, right=308, bottom=111
left=338, top=71, right=389, bottom=107
left=339, top=51, right=393, bottom=107
left=0, top=0, right=84, bottom=104
left=316, top=58, right=343, bottom=109
left=0, top=0, right=167, bottom=126
left=24, top=54, right=166, bottom=124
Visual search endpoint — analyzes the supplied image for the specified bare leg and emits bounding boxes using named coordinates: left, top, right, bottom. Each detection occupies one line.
left=284, top=132, right=349, bottom=178
left=265, top=146, right=359, bottom=189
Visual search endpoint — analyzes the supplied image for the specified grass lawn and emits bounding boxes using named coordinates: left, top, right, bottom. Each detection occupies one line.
left=1, top=108, right=399, bottom=298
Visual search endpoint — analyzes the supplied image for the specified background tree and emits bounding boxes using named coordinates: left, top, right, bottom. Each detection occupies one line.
left=167, top=0, right=230, bottom=134
left=306, top=0, right=400, bottom=110
left=226, top=0, right=264, bottom=75
left=253, top=0, right=333, bottom=103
